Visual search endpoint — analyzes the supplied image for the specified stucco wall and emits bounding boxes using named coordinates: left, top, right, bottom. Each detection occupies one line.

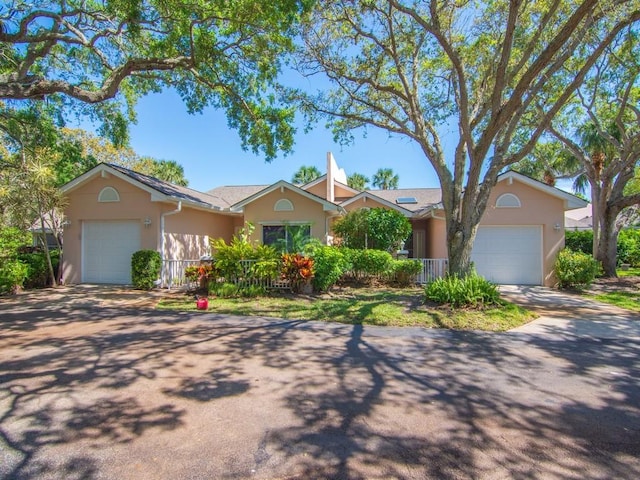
left=62, top=173, right=237, bottom=283
left=242, top=188, right=331, bottom=243
left=481, top=179, right=565, bottom=286
left=163, top=209, right=234, bottom=260
left=62, top=174, right=162, bottom=284
left=424, top=179, right=565, bottom=286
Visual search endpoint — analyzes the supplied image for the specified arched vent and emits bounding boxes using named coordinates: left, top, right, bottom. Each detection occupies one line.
left=496, top=193, right=521, bottom=208
left=274, top=199, right=294, bottom=211
left=98, top=186, right=120, bottom=203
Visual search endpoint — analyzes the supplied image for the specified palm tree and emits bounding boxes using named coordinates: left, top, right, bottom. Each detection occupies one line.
left=347, top=172, right=369, bottom=191
left=291, top=165, right=321, bottom=185
left=372, top=168, right=399, bottom=190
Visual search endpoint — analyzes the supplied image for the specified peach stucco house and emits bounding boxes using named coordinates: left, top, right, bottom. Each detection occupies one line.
left=60, top=153, right=586, bottom=287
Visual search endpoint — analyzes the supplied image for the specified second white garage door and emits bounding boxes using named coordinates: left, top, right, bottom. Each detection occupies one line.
left=471, top=226, right=542, bottom=285
left=82, top=221, right=141, bottom=284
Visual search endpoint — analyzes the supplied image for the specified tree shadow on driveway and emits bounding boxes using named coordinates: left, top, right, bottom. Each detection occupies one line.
left=0, top=297, right=638, bottom=479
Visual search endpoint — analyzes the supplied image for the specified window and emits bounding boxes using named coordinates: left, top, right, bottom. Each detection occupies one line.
left=274, top=199, right=294, bottom=211
left=496, top=193, right=521, bottom=208
left=263, top=224, right=311, bottom=252
left=98, top=186, right=120, bottom=202
left=396, top=197, right=418, bottom=204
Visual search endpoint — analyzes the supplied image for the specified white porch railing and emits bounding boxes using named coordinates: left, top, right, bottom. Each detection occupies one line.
left=415, top=258, right=448, bottom=284
left=161, top=259, right=201, bottom=289
left=161, top=257, right=449, bottom=289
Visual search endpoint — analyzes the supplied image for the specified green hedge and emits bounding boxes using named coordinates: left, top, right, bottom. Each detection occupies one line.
left=554, top=248, right=599, bottom=289
left=131, top=250, right=162, bottom=290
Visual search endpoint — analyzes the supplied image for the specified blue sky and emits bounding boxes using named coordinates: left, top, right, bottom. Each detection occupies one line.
left=126, top=89, right=443, bottom=193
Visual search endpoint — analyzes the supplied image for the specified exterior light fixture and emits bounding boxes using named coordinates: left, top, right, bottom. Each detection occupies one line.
left=143, top=217, right=152, bottom=227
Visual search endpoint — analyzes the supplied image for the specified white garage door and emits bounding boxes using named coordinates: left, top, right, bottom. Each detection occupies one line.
left=471, top=226, right=542, bottom=285
left=82, top=221, right=141, bottom=284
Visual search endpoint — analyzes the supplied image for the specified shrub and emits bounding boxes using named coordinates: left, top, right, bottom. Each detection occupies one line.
left=565, top=230, right=593, bottom=254
left=617, top=229, right=640, bottom=267
left=425, top=273, right=500, bottom=308
left=333, top=208, right=411, bottom=251
left=345, top=248, right=393, bottom=279
left=305, top=245, right=350, bottom=292
left=185, top=263, right=217, bottom=290
left=18, top=250, right=60, bottom=288
left=0, top=260, right=29, bottom=294
left=0, top=227, right=30, bottom=294
left=281, top=253, right=314, bottom=293
left=554, top=248, right=599, bottom=289
left=389, top=259, right=422, bottom=286
left=209, top=281, right=240, bottom=298
left=131, top=250, right=162, bottom=290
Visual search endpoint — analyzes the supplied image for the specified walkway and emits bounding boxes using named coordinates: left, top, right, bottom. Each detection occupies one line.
left=500, top=285, right=640, bottom=340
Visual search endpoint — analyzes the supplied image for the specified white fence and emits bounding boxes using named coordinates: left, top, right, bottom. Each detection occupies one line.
left=415, top=258, right=448, bottom=284
left=161, top=257, right=448, bottom=289
left=161, top=259, right=200, bottom=289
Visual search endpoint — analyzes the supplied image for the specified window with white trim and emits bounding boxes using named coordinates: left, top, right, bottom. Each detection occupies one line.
left=496, top=193, right=521, bottom=208
left=263, top=224, right=311, bottom=252
left=98, top=186, right=120, bottom=203
left=274, top=199, right=294, bottom=211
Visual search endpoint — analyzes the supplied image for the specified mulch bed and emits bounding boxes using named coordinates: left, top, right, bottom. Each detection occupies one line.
left=584, top=275, right=640, bottom=294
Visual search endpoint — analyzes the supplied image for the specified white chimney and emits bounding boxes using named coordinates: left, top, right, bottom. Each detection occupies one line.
left=326, top=152, right=335, bottom=203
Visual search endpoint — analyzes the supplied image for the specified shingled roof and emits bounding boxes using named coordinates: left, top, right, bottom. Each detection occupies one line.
left=105, top=164, right=228, bottom=209
left=364, top=188, right=442, bottom=212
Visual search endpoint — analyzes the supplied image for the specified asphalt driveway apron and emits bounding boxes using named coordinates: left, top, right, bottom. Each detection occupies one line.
left=0, top=286, right=638, bottom=479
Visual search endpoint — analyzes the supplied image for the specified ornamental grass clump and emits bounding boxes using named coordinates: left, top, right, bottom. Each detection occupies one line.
left=425, top=272, right=500, bottom=308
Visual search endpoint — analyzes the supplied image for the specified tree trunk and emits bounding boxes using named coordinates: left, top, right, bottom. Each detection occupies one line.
left=596, top=205, right=620, bottom=277
left=446, top=219, right=478, bottom=277
left=37, top=199, right=57, bottom=288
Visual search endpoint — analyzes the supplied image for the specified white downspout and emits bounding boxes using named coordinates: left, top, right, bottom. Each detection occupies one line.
left=160, top=201, right=182, bottom=287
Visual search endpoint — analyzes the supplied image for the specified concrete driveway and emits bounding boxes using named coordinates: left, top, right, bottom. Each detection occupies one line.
left=0, top=287, right=638, bottom=479
left=500, top=285, right=640, bottom=340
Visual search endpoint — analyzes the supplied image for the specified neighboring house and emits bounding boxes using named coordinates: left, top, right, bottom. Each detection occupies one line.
left=565, top=205, right=593, bottom=231
left=60, top=153, right=587, bottom=287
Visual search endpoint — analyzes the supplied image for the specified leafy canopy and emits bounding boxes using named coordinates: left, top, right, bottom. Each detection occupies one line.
left=0, top=0, right=312, bottom=157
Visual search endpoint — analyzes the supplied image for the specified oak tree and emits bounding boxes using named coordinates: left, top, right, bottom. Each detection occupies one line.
left=297, top=0, right=640, bottom=276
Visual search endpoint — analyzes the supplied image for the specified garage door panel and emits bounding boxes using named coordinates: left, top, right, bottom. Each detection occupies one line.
left=472, top=226, right=542, bottom=285
left=82, top=221, right=141, bottom=284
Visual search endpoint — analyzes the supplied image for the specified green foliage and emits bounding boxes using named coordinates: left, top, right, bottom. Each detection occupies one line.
left=389, top=259, right=422, bottom=287
left=345, top=248, right=393, bottom=278
left=367, top=208, right=412, bottom=252
left=209, top=282, right=241, bottom=298
left=305, top=244, right=350, bottom=292
left=208, top=281, right=267, bottom=298
left=0, top=260, right=29, bottom=295
left=0, top=227, right=30, bottom=294
left=554, top=249, right=599, bottom=289
left=291, top=165, right=321, bottom=185
left=18, top=250, right=60, bottom=288
left=333, top=208, right=411, bottom=252
left=372, top=168, right=399, bottom=190
left=211, top=223, right=280, bottom=281
left=565, top=230, right=593, bottom=255
left=1, top=0, right=309, bottom=159
left=131, top=250, right=162, bottom=290
left=565, top=229, right=640, bottom=267
left=347, top=172, right=370, bottom=191
left=617, top=229, right=640, bottom=267
left=425, top=273, right=500, bottom=308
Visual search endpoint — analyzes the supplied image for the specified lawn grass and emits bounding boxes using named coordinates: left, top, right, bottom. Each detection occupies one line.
left=586, top=291, right=640, bottom=313
left=157, top=287, right=536, bottom=332
left=618, top=267, right=640, bottom=277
